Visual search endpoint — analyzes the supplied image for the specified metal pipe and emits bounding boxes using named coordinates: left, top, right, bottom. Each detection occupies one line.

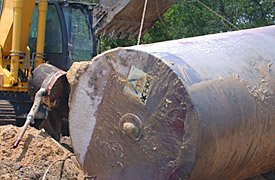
left=68, top=25, right=275, bottom=179
left=35, top=0, right=47, bottom=67
left=0, top=46, right=3, bottom=67
left=10, top=0, right=23, bottom=84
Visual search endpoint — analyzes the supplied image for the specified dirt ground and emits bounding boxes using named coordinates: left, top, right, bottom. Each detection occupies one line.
left=0, top=124, right=274, bottom=180
left=0, top=125, right=86, bottom=180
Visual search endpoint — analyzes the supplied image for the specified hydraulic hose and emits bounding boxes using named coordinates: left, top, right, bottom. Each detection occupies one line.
left=13, top=88, right=47, bottom=148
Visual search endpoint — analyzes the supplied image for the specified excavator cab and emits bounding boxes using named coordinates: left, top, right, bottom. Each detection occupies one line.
left=28, top=1, right=97, bottom=71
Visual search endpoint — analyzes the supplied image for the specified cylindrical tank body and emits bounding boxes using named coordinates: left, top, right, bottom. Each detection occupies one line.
left=68, top=25, right=275, bottom=180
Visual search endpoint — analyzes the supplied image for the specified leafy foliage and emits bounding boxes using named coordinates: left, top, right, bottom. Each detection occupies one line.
left=99, top=0, right=275, bottom=52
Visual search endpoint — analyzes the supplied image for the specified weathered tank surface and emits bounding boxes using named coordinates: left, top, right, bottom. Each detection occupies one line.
left=93, top=0, right=173, bottom=39
left=68, top=25, right=275, bottom=179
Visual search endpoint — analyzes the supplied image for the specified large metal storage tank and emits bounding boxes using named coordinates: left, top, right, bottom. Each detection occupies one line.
left=68, top=25, right=275, bottom=180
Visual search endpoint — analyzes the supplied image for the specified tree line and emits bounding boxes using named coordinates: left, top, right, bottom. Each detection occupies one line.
left=100, top=0, right=275, bottom=51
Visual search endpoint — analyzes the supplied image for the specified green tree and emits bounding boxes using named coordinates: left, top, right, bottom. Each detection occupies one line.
left=100, top=0, right=275, bottom=52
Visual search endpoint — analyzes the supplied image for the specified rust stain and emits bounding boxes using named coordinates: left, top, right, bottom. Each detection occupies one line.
left=247, top=61, right=274, bottom=104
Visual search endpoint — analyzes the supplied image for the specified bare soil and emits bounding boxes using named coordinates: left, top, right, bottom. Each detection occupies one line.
left=0, top=125, right=86, bottom=180
left=0, top=125, right=274, bottom=180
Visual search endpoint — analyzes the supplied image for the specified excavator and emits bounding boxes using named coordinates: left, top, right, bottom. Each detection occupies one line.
left=0, top=0, right=172, bottom=127
left=1, top=0, right=275, bottom=179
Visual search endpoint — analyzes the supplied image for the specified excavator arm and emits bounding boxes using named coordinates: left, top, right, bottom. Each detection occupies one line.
left=0, top=0, right=46, bottom=89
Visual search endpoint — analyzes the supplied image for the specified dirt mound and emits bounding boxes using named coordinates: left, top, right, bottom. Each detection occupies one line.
left=0, top=125, right=86, bottom=180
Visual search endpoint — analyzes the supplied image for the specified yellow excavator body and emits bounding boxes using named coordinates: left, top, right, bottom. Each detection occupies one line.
left=0, top=0, right=173, bottom=124
left=0, top=0, right=36, bottom=90
left=0, top=0, right=172, bottom=91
